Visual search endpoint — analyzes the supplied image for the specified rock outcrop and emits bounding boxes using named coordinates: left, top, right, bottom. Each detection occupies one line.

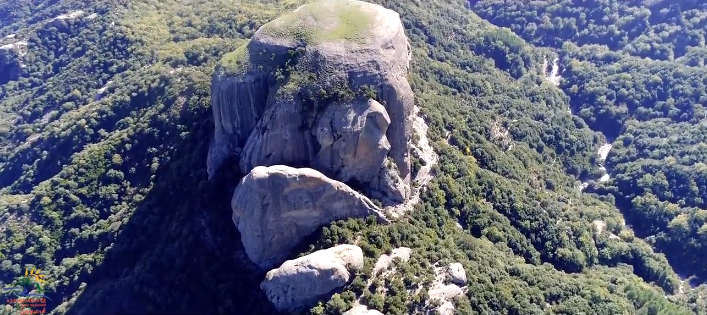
left=0, top=40, right=27, bottom=84
left=373, top=247, right=412, bottom=276
left=232, top=165, right=388, bottom=269
left=428, top=284, right=464, bottom=315
left=426, top=264, right=469, bottom=315
left=448, top=263, right=467, bottom=286
left=261, top=245, right=364, bottom=312
left=46, top=11, right=87, bottom=31
left=209, top=0, right=414, bottom=205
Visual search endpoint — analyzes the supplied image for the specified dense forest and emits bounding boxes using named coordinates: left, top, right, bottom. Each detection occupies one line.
left=471, top=0, right=707, bottom=291
left=0, top=0, right=704, bottom=315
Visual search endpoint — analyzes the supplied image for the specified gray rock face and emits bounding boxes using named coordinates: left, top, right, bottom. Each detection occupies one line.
left=208, top=0, right=414, bottom=205
left=261, top=245, right=364, bottom=312
left=232, top=165, right=389, bottom=269
left=312, top=99, right=391, bottom=184
left=240, top=98, right=396, bottom=191
left=448, top=263, right=467, bottom=286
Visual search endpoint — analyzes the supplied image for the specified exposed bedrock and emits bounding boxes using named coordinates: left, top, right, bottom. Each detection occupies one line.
left=231, top=165, right=389, bottom=269
left=208, top=0, right=414, bottom=205
left=260, top=245, right=364, bottom=312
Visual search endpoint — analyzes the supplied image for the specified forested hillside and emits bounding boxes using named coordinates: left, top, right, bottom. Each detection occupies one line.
left=471, top=0, right=707, bottom=305
left=470, top=0, right=707, bottom=61
left=0, top=0, right=704, bottom=315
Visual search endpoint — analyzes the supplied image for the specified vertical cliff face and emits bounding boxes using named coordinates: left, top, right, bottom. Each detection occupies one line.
left=208, top=73, right=272, bottom=177
left=211, top=74, right=271, bottom=148
left=208, top=0, right=414, bottom=205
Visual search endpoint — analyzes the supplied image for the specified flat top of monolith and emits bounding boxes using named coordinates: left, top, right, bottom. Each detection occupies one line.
left=256, top=0, right=401, bottom=46
left=217, top=0, right=406, bottom=77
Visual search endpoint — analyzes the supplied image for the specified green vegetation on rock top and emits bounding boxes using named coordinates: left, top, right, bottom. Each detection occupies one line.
left=259, top=0, right=375, bottom=45
left=220, top=39, right=253, bottom=75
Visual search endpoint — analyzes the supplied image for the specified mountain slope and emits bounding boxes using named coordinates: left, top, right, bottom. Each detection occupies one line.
left=0, top=0, right=703, bottom=314
left=471, top=0, right=707, bottom=312
left=470, top=0, right=707, bottom=61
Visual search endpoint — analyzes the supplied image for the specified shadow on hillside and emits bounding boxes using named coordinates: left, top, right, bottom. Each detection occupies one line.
left=62, top=108, right=278, bottom=315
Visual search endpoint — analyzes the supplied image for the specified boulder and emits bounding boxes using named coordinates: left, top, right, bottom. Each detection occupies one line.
left=373, top=247, right=412, bottom=275
left=208, top=0, right=414, bottom=205
left=232, top=165, right=388, bottom=269
left=426, top=265, right=468, bottom=315
left=448, top=263, right=467, bottom=285
left=429, top=284, right=464, bottom=303
left=344, top=305, right=384, bottom=315
left=261, top=245, right=364, bottom=312
left=427, top=284, right=464, bottom=315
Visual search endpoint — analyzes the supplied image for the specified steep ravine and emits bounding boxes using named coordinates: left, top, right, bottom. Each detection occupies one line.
left=534, top=40, right=700, bottom=298
left=543, top=54, right=613, bottom=189
left=388, top=105, right=438, bottom=218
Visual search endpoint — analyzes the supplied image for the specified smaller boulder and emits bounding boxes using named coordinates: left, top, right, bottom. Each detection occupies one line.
left=428, top=284, right=464, bottom=315
left=261, top=245, right=364, bottom=312
left=373, top=247, right=411, bottom=276
left=426, top=265, right=468, bottom=315
left=448, top=263, right=467, bottom=286
left=429, top=284, right=464, bottom=302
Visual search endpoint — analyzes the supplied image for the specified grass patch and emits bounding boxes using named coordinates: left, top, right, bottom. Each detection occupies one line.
left=259, top=0, right=375, bottom=45
left=220, top=40, right=254, bottom=75
left=279, top=70, right=318, bottom=95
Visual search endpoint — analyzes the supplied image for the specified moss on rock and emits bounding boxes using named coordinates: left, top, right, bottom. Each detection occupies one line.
left=259, top=0, right=375, bottom=45
left=220, top=39, right=254, bottom=76
left=216, top=0, right=400, bottom=77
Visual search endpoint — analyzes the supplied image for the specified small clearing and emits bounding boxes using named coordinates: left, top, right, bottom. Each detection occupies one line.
left=543, top=57, right=562, bottom=87
left=597, top=143, right=613, bottom=182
